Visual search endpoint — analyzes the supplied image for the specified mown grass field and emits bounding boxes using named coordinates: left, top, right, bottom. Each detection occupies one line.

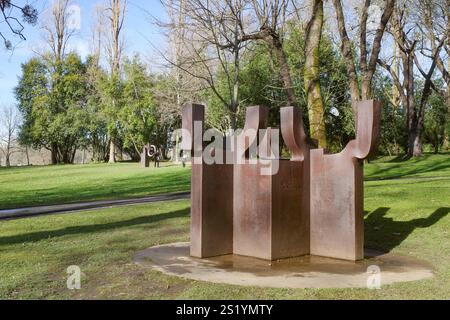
left=0, top=154, right=449, bottom=299
left=0, top=162, right=191, bottom=210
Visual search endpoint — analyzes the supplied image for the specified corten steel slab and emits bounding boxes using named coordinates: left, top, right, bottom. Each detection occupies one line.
left=233, top=163, right=272, bottom=259
left=141, top=145, right=150, bottom=167
left=233, top=161, right=309, bottom=260
left=183, top=104, right=234, bottom=258
left=181, top=100, right=381, bottom=262
left=191, top=163, right=234, bottom=258
left=271, top=160, right=309, bottom=259
left=310, top=151, right=364, bottom=260
left=310, top=101, right=381, bottom=261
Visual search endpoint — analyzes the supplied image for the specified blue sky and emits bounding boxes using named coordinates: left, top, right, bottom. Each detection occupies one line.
left=0, top=0, right=167, bottom=108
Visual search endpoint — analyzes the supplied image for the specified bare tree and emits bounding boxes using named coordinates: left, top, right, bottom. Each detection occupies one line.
left=249, top=0, right=297, bottom=107
left=90, top=4, right=107, bottom=66
left=37, top=0, right=77, bottom=164
left=41, top=0, right=76, bottom=62
left=103, top=0, right=127, bottom=163
left=242, top=1, right=326, bottom=146
left=0, top=105, right=21, bottom=167
left=0, top=0, right=38, bottom=50
left=332, top=0, right=395, bottom=112
left=418, top=0, right=449, bottom=111
left=378, top=0, right=446, bottom=157
left=160, top=0, right=326, bottom=143
left=160, top=1, right=202, bottom=119
left=159, top=0, right=255, bottom=130
left=104, top=0, right=126, bottom=76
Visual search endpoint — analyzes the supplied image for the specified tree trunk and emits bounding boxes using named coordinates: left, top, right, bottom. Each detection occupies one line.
left=230, top=113, right=237, bottom=131
left=230, top=22, right=240, bottom=131
left=109, top=138, right=116, bottom=163
left=51, top=144, right=58, bottom=164
left=70, top=148, right=77, bottom=164
left=361, top=77, right=372, bottom=100
left=267, top=33, right=298, bottom=107
left=332, top=0, right=360, bottom=104
left=25, top=145, right=30, bottom=166
left=410, top=130, right=423, bottom=157
left=304, top=0, right=327, bottom=149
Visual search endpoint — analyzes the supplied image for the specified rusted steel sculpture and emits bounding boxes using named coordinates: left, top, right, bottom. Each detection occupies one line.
left=310, top=101, right=381, bottom=260
left=141, top=144, right=161, bottom=168
left=182, top=100, right=381, bottom=261
left=182, top=105, right=234, bottom=258
left=233, top=106, right=309, bottom=260
left=141, top=144, right=151, bottom=167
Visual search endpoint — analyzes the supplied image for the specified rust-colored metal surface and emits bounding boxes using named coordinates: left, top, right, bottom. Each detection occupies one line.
left=181, top=100, right=381, bottom=262
left=141, top=145, right=150, bottom=167
left=310, top=101, right=381, bottom=260
left=182, top=104, right=233, bottom=258
left=233, top=106, right=309, bottom=260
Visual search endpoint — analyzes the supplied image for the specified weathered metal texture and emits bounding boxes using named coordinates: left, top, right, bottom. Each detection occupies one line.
left=181, top=100, right=381, bottom=262
left=233, top=106, right=310, bottom=260
left=182, top=104, right=234, bottom=258
left=233, top=160, right=309, bottom=260
left=280, top=106, right=312, bottom=257
left=233, top=162, right=272, bottom=259
left=141, top=145, right=150, bottom=167
left=310, top=101, right=381, bottom=261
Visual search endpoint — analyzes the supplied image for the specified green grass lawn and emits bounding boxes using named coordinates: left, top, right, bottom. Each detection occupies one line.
left=0, top=154, right=449, bottom=299
left=0, top=162, right=191, bottom=210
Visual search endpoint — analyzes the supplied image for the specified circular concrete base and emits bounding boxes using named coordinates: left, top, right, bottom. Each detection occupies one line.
left=133, top=242, right=434, bottom=289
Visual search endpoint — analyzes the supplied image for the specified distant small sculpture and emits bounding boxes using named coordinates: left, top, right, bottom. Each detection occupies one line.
left=141, top=144, right=161, bottom=168
left=181, top=100, right=381, bottom=262
left=180, top=150, right=187, bottom=168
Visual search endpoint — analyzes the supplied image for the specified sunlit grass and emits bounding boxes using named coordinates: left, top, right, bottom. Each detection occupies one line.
left=0, top=162, right=191, bottom=210
left=0, top=153, right=449, bottom=299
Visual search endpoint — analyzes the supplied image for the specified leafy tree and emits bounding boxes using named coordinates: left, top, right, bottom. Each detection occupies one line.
left=96, top=68, right=124, bottom=161
left=15, top=53, right=90, bottom=164
left=423, top=82, right=448, bottom=154
left=85, top=55, right=110, bottom=162
left=203, top=24, right=353, bottom=153
left=119, top=55, right=157, bottom=161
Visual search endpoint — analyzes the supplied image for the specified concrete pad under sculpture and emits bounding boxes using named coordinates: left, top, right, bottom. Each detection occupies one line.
left=181, top=100, right=381, bottom=261
left=134, top=243, right=434, bottom=289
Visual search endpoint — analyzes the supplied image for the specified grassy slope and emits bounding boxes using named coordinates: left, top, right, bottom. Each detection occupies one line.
left=0, top=163, right=191, bottom=210
left=0, top=154, right=449, bottom=299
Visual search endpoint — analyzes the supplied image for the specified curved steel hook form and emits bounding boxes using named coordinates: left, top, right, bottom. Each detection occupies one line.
left=235, top=106, right=269, bottom=161
left=342, top=100, right=381, bottom=159
left=280, top=106, right=310, bottom=161
left=147, top=145, right=158, bottom=158
left=310, top=100, right=381, bottom=261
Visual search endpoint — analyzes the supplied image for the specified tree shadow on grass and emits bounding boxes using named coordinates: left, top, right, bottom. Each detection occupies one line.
left=364, top=207, right=449, bottom=253
left=365, top=158, right=450, bottom=181
left=0, top=208, right=190, bottom=247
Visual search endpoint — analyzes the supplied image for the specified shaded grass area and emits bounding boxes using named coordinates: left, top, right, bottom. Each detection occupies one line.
left=0, top=163, right=191, bottom=210
left=365, top=153, right=450, bottom=180
left=0, top=154, right=449, bottom=299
